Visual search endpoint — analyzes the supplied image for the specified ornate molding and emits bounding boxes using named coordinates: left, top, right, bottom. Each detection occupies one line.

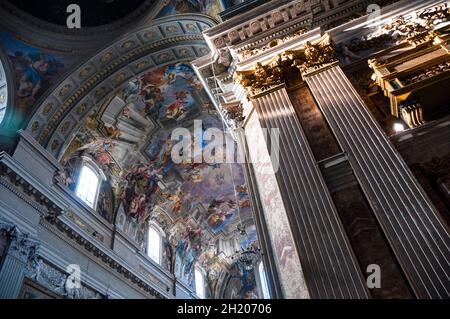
left=25, top=257, right=104, bottom=299
left=235, top=33, right=336, bottom=97
left=0, top=163, right=62, bottom=223
left=0, top=153, right=169, bottom=299
left=221, top=102, right=245, bottom=128
left=25, top=15, right=216, bottom=158
left=36, top=35, right=205, bottom=146
left=43, top=218, right=167, bottom=299
left=0, top=218, right=39, bottom=264
left=239, top=26, right=311, bottom=60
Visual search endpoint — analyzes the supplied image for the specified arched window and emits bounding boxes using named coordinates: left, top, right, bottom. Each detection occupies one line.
left=75, top=164, right=100, bottom=208
left=195, top=267, right=205, bottom=299
left=258, top=261, right=271, bottom=299
left=147, top=225, right=162, bottom=264
left=0, top=57, right=8, bottom=125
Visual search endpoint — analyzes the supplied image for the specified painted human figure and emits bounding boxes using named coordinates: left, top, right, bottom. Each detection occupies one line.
left=18, top=55, right=48, bottom=100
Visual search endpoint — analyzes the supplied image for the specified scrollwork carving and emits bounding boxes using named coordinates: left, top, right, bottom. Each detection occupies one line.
left=234, top=59, right=284, bottom=97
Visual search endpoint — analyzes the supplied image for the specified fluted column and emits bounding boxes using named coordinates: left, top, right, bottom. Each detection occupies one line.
left=305, top=65, right=450, bottom=298
left=246, top=86, right=369, bottom=298
left=0, top=223, right=39, bottom=299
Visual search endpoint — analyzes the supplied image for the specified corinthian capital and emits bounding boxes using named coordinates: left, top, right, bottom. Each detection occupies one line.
left=0, top=220, right=40, bottom=263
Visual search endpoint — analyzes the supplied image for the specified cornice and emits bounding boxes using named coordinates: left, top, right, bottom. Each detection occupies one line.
left=0, top=151, right=171, bottom=298
left=43, top=217, right=168, bottom=299
left=0, top=152, right=63, bottom=222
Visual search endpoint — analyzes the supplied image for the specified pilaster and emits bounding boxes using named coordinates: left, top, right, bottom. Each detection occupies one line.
left=0, top=220, right=39, bottom=299
left=305, top=65, right=450, bottom=298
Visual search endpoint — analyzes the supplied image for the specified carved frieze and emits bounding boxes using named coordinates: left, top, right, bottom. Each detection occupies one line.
left=25, top=257, right=103, bottom=299
left=239, top=27, right=310, bottom=60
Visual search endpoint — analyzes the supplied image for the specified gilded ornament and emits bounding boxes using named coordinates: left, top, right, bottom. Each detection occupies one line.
left=51, top=140, right=60, bottom=151
left=31, top=121, right=39, bottom=133
left=59, top=84, right=72, bottom=97
left=235, top=34, right=336, bottom=96
left=43, top=102, right=54, bottom=115
left=100, top=52, right=113, bottom=63
left=60, top=121, right=70, bottom=134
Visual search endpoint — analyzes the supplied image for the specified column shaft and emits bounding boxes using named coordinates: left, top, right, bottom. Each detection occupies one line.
left=0, top=253, right=27, bottom=298
left=251, top=87, right=369, bottom=298
left=306, top=66, right=450, bottom=298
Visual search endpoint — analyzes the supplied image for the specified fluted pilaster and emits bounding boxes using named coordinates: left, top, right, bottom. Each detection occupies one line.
left=0, top=222, right=39, bottom=298
left=250, top=86, right=369, bottom=298
left=306, top=65, right=450, bottom=298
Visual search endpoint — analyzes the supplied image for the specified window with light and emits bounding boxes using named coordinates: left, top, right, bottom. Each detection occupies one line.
left=147, top=226, right=161, bottom=264
left=195, top=268, right=205, bottom=299
left=258, top=261, right=271, bottom=299
left=0, top=58, right=8, bottom=125
left=75, top=165, right=100, bottom=208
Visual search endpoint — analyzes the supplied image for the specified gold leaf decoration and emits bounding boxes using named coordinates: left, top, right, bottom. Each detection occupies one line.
left=76, top=103, right=87, bottom=115
left=121, top=41, right=135, bottom=49
left=43, top=102, right=54, bottom=115
left=100, top=52, right=113, bottom=63
left=59, top=84, right=72, bottom=97
left=31, top=121, right=39, bottom=133
left=51, top=140, right=60, bottom=151
left=79, top=67, right=92, bottom=79
left=60, top=121, right=70, bottom=134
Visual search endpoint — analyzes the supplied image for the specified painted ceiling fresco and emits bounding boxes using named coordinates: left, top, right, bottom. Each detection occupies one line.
left=0, top=0, right=260, bottom=298
left=123, top=63, right=204, bottom=125
left=59, top=62, right=259, bottom=298
left=0, top=32, right=76, bottom=127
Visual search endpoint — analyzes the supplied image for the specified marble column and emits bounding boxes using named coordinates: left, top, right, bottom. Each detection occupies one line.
left=245, top=86, right=369, bottom=298
left=0, top=223, right=39, bottom=299
left=235, top=128, right=283, bottom=299
left=305, top=65, right=450, bottom=298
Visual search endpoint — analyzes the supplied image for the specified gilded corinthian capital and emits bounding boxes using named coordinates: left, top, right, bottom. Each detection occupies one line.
left=234, top=33, right=336, bottom=97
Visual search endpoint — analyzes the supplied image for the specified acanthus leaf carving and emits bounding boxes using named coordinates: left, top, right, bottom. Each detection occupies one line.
left=235, top=33, right=336, bottom=97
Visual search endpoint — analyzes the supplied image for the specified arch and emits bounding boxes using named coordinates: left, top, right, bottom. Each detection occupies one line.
left=74, top=156, right=106, bottom=209
left=0, top=43, right=15, bottom=128
left=24, top=14, right=216, bottom=158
